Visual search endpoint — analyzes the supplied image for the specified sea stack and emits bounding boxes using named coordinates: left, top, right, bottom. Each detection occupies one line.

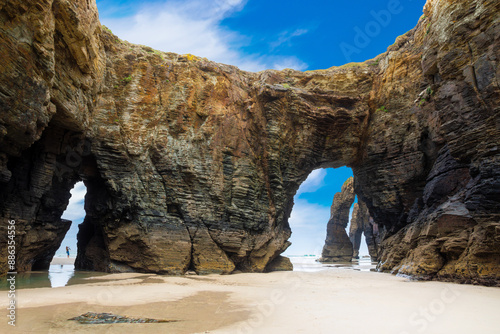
left=319, top=177, right=355, bottom=263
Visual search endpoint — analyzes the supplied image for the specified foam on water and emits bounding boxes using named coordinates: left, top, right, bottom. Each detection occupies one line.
left=289, top=255, right=377, bottom=272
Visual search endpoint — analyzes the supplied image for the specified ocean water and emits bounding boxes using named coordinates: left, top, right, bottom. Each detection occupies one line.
left=2, top=256, right=376, bottom=290
left=1, top=264, right=107, bottom=290
left=289, top=255, right=377, bottom=272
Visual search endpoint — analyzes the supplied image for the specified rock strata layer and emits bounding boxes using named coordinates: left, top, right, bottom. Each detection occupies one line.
left=319, top=178, right=355, bottom=262
left=0, top=0, right=499, bottom=284
left=349, top=201, right=380, bottom=260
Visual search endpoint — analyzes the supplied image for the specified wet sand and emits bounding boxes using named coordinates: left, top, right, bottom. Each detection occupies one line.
left=2, top=268, right=500, bottom=333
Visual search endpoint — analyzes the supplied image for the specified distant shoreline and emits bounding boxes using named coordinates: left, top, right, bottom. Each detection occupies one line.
left=50, top=257, right=75, bottom=265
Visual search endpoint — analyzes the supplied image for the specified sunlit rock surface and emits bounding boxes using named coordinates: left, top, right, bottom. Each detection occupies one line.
left=319, top=178, right=355, bottom=262
left=0, top=0, right=499, bottom=284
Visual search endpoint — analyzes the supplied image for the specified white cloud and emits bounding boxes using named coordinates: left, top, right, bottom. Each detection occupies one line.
left=285, top=199, right=362, bottom=256
left=288, top=198, right=331, bottom=229
left=270, top=28, right=309, bottom=50
left=100, top=0, right=308, bottom=72
left=272, top=57, right=308, bottom=71
left=296, top=169, right=327, bottom=195
left=285, top=198, right=330, bottom=255
left=345, top=207, right=354, bottom=232
left=61, top=181, right=86, bottom=221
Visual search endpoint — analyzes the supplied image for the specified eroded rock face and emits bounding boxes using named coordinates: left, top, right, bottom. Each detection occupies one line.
left=0, top=0, right=105, bottom=273
left=71, top=35, right=374, bottom=274
left=319, top=178, right=355, bottom=262
left=349, top=201, right=379, bottom=260
left=0, top=0, right=499, bottom=284
left=355, top=0, right=500, bottom=285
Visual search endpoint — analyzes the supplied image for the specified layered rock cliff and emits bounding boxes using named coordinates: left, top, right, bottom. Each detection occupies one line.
left=319, top=177, right=355, bottom=262
left=355, top=0, right=500, bottom=285
left=349, top=200, right=379, bottom=260
left=0, top=0, right=499, bottom=284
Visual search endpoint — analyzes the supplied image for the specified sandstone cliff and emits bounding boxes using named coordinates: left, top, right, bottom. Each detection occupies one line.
left=320, top=184, right=380, bottom=262
left=319, top=177, right=355, bottom=262
left=356, top=0, right=500, bottom=285
left=0, top=0, right=499, bottom=285
left=349, top=200, right=379, bottom=260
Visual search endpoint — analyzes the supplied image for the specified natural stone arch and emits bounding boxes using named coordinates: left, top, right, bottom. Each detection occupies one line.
left=0, top=122, right=94, bottom=271
left=1, top=0, right=499, bottom=285
left=76, top=55, right=374, bottom=274
left=349, top=201, right=380, bottom=261
left=318, top=176, right=381, bottom=263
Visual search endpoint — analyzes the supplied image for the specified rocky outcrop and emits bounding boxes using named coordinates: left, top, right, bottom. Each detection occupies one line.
left=349, top=203, right=365, bottom=259
left=0, top=0, right=499, bottom=284
left=353, top=0, right=500, bottom=285
left=0, top=0, right=374, bottom=274
left=0, top=0, right=105, bottom=273
left=265, top=256, right=293, bottom=272
left=320, top=187, right=381, bottom=262
left=349, top=201, right=379, bottom=260
left=319, top=178, right=355, bottom=262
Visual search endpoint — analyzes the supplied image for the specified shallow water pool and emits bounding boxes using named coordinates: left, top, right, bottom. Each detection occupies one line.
left=1, top=264, right=107, bottom=290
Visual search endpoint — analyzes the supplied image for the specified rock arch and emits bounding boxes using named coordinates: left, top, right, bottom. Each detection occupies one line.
left=1, top=0, right=499, bottom=284
left=0, top=121, right=94, bottom=271
left=349, top=201, right=380, bottom=261
left=318, top=176, right=381, bottom=263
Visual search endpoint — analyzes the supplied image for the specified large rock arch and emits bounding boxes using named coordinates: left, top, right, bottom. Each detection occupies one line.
left=1, top=0, right=499, bottom=284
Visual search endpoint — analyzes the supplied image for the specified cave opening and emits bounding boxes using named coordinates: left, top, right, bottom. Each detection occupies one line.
left=55, top=181, right=86, bottom=260
left=0, top=116, right=109, bottom=276
left=43, top=181, right=87, bottom=287
left=284, top=167, right=368, bottom=257
left=283, top=167, right=377, bottom=272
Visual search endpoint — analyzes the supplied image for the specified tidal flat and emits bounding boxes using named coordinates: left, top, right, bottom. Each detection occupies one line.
left=3, top=257, right=500, bottom=334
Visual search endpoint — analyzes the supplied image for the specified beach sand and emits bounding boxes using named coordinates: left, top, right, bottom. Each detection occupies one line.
left=3, top=268, right=500, bottom=333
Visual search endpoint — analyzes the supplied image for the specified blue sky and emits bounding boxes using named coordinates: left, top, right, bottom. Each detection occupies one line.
left=56, top=182, right=85, bottom=257
left=95, top=0, right=426, bottom=71
left=285, top=167, right=358, bottom=256
left=59, top=0, right=427, bottom=257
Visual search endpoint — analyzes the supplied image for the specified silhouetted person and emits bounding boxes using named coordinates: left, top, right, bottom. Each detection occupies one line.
left=66, top=246, right=71, bottom=258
